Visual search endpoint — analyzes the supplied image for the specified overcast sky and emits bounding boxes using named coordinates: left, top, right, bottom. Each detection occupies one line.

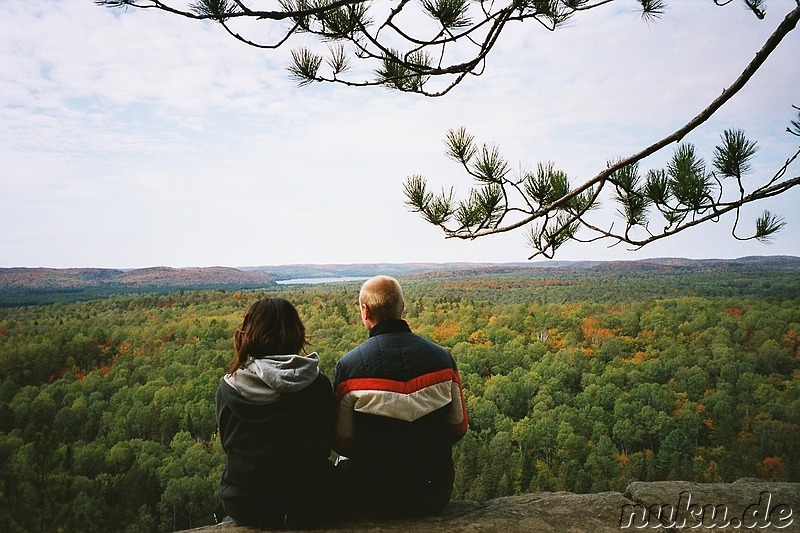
left=1, top=1, right=799, bottom=269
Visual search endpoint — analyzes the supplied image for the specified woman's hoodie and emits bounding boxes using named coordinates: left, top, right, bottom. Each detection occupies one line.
left=223, top=353, right=322, bottom=403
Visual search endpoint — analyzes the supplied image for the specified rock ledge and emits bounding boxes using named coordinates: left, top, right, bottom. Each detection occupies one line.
left=185, top=479, right=799, bottom=532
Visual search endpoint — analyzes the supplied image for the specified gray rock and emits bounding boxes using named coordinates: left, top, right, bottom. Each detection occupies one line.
left=183, top=480, right=800, bottom=532
left=623, top=479, right=800, bottom=532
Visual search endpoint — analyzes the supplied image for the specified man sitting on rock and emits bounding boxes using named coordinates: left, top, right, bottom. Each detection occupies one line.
left=333, top=275, right=469, bottom=518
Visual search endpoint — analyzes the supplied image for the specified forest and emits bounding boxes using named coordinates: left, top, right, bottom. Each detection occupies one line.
left=1, top=268, right=798, bottom=532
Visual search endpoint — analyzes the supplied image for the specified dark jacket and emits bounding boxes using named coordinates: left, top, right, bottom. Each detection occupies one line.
left=216, top=354, right=334, bottom=528
left=333, top=320, right=468, bottom=517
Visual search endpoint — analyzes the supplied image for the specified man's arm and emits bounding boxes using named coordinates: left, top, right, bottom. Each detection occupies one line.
left=448, top=368, right=469, bottom=443
left=332, top=359, right=356, bottom=455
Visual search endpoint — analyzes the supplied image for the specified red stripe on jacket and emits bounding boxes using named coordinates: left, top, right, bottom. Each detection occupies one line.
left=334, top=367, right=468, bottom=450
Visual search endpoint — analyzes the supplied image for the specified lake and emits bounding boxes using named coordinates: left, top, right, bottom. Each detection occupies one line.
left=275, top=276, right=368, bottom=285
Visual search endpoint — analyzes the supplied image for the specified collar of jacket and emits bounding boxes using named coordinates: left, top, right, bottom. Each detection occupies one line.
left=368, top=318, right=411, bottom=338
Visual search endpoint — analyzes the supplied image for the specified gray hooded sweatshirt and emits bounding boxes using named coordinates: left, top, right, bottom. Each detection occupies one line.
left=216, top=350, right=334, bottom=527
left=224, top=352, right=321, bottom=403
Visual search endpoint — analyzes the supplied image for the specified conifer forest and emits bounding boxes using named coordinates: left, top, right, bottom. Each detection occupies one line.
left=1, top=267, right=799, bottom=532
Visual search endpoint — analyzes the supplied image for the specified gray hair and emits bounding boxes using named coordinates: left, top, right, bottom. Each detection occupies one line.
left=359, top=275, right=404, bottom=322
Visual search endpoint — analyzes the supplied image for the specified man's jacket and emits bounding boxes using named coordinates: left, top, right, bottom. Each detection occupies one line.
left=333, top=319, right=468, bottom=492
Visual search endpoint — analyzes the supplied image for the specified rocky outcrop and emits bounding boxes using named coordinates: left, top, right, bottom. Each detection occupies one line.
left=184, top=479, right=799, bottom=532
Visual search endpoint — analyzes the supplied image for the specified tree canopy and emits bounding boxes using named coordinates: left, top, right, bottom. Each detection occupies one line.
left=2, top=273, right=799, bottom=530
left=97, top=0, right=800, bottom=258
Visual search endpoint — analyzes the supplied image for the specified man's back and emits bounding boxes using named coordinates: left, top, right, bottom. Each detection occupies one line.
left=333, top=318, right=468, bottom=517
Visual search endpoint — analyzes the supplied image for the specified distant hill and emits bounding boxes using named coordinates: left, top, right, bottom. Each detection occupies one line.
left=0, top=266, right=275, bottom=290
left=0, top=266, right=275, bottom=306
left=244, top=255, right=800, bottom=281
left=591, top=255, right=800, bottom=274
left=394, top=255, right=800, bottom=279
left=2, top=256, right=799, bottom=306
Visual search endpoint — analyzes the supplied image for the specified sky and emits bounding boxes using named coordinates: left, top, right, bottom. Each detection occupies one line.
left=1, top=1, right=799, bottom=269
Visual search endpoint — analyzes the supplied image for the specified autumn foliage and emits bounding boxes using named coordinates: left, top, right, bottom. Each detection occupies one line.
left=1, top=270, right=799, bottom=532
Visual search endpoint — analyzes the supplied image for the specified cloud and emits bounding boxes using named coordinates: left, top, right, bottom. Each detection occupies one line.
left=1, top=0, right=798, bottom=268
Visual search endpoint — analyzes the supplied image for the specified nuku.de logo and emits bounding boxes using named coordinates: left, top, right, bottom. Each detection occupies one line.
left=620, top=491, right=794, bottom=529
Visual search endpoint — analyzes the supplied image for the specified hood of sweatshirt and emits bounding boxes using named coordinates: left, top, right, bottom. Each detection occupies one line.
left=223, top=352, right=321, bottom=404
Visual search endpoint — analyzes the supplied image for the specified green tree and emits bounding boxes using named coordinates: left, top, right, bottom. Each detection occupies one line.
left=483, top=369, right=535, bottom=421
left=756, top=339, right=792, bottom=374
left=584, top=435, right=622, bottom=492
left=2, top=276, right=799, bottom=521
left=451, top=431, right=482, bottom=500
left=3, top=389, right=77, bottom=533
left=157, top=432, right=220, bottom=531
left=657, top=429, right=696, bottom=480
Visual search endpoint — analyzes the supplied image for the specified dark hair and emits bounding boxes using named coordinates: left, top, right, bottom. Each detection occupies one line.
left=228, top=297, right=308, bottom=375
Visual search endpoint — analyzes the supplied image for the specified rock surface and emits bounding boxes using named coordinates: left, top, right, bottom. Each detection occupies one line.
left=184, top=479, right=799, bottom=532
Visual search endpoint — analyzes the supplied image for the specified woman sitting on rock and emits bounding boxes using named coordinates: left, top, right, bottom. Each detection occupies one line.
left=216, top=296, right=335, bottom=529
